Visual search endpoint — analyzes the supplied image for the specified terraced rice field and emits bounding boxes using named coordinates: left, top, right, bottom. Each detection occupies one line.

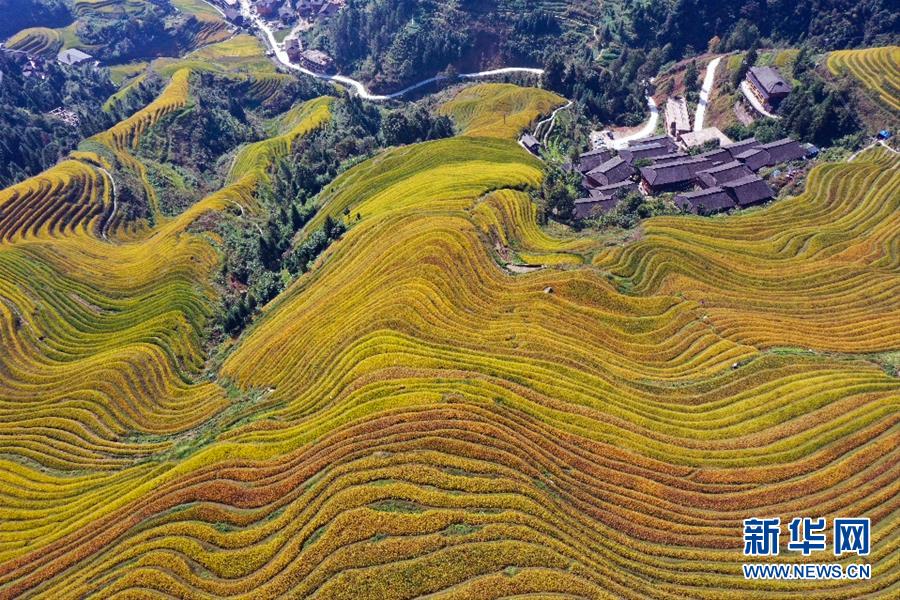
left=4, top=27, right=63, bottom=56
left=827, top=46, right=900, bottom=113
left=0, top=82, right=897, bottom=598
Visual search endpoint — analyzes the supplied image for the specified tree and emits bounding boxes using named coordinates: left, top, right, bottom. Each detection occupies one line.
left=684, top=60, right=700, bottom=95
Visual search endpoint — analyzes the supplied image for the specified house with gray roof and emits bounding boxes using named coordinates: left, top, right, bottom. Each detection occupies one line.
left=639, top=157, right=710, bottom=194
left=584, top=156, right=634, bottom=187
left=735, top=148, right=771, bottom=171
left=759, top=138, right=807, bottom=166
left=721, top=174, right=775, bottom=207
left=57, top=48, right=92, bottom=66
left=576, top=148, right=613, bottom=174
left=696, top=161, right=755, bottom=188
left=722, top=137, right=762, bottom=160
left=675, top=187, right=735, bottom=215
left=746, top=66, right=792, bottom=110
left=619, top=142, right=673, bottom=165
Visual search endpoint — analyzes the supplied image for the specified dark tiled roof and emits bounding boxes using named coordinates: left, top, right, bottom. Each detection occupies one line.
left=640, top=157, right=709, bottom=187
left=585, top=156, right=634, bottom=186
left=675, top=187, right=735, bottom=214
left=649, top=152, right=689, bottom=166
left=759, top=138, right=807, bottom=166
left=723, top=137, right=761, bottom=158
left=574, top=197, right=618, bottom=219
left=721, top=174, right=775, bottom=206
left=627, top=134, right=678, bottom=150
left=697, top=148, right=732, bottom=165
left=697, top=160, right=755, bottom=187
left=748, top=66, right=792, bottom=97
left=577, top=148, right=613, bottom=173
left=592, top=179, right=637, bottom=200
left=620, top=142, right=673, bottom=165
left=735, top=148, right=771, bottom=171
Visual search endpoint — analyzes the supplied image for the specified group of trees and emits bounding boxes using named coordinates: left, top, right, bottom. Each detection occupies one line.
left=0, top=0, right=69, bottom=39
left=543, top=45, right=663, bottom=125
left=626, top=0, right=897, bottom=60
left=323, top=0, right=473, bottom=91
left=0, top=52, right=117, bottom=187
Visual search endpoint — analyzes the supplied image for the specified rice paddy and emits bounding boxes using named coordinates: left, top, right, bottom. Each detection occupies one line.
left=0, top=80, right=896, bottom=598
left=827, top=45, right=900, bottom=113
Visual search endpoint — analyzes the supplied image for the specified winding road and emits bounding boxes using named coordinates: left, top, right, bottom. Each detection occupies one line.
left=238, top=0, right=543, bottom=101
left=608, top=96, right=659, bottom=150
left=693, top=55, right=722, bottom=131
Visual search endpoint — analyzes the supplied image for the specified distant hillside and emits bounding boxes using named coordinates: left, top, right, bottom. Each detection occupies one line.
left=308, top=0, right=603, bottom=93
left=0, top=0, right=70, bottom=39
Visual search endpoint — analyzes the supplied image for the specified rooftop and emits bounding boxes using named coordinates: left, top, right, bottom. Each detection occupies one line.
left=57, top=48, right=92, bottom=65
left=748, top=66, right=792, bottom=96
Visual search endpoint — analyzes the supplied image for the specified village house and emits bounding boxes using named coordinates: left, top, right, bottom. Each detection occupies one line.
left=223, top=7, right=243, bottom=24
left=721, top=174, right=775, bottom=207
left=285, top=37, right=302, bottom=62
left=519, top=133, right=541, bottom=155
left=297, top=49, right=334, bottom=72
left=576, top=148, right=613, bottom=173
left=297, top=0, right=325, bottom=16
left=256, top=0, right=281, bottom=18
left=57, top=48, right=92, bottom=67
left=722, top=137, right=762, bottom=160
left=318, top=1, right=340, bottom=18
left=734, top=148, right=771, bottom=171
left=674, top=187, right=735, bottom=215
left=573, top=180, right=638, bottom=219
left=592, top=179, right=638, bottom=201
left=746, top=66, right=792, bottom=111
left=758, top=137, right=807, bottom=166
left=584, top=156, right=634, bottom=187
left=630, top=134, right=679, bottom=152
left=278, top=4, right=295, bottom=24
left=573, top=196, right=617, bottom=219
left=665, top=96, right=691, bottom=138
left=639, top=156, right=710, bottom=195
left=696, top=160, right=755, bottom=188
left=696, top=147, right=732, bottom=166
left=619, top=142, right=673, bottom=165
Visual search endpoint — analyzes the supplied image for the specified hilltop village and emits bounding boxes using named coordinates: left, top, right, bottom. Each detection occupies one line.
left=522, top=61, right=818, bottom=220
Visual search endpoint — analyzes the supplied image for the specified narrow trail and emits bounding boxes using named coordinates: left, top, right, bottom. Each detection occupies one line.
left=238, top=0, right=543, bottom=101
left=848, top=139, right=898, bottom=162
left=97, top=166, right=117, bottom=241
left=694, top=55, right=722, bottom=131
left=535, top=100, right=573, bottom=143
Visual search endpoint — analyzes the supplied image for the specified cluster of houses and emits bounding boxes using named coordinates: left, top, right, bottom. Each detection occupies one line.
left=0, top=44, right=95, bottom=81
left=221, top=0, right=343, bottom=27
left=517, top=59, right=811, bottom=220
left=569, top=134, right=809, bottom=218
left=284, top=38, right=334, bottom=72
